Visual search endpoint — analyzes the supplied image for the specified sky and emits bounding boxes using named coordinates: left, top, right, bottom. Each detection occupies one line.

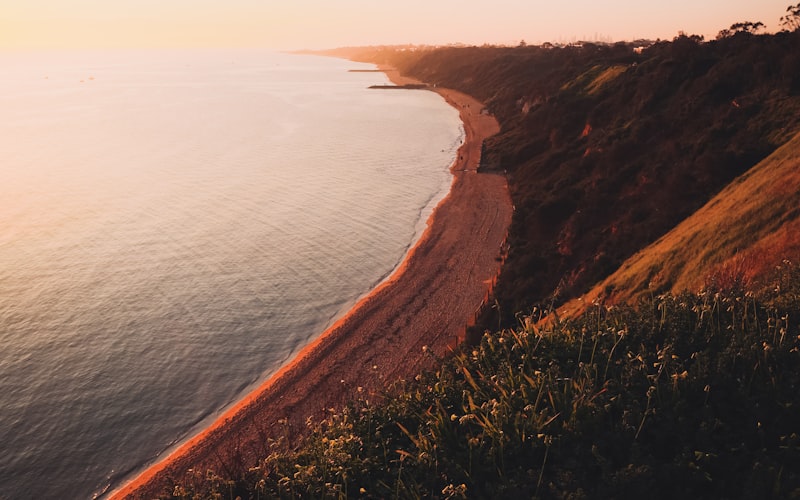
left=0, top=0, right=794, bottom=50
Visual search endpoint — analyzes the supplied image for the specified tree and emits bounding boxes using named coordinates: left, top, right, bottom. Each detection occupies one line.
left=716, top=28, right=732, bottom=39
left=673, top=32, right=705, bottom=44
left=780, top=2, right=800, bottom=31
left=717, top=21, right=765, bottom=39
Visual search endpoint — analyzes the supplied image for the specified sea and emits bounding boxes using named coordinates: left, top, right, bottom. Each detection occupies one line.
left=0, top=49, right=463, bottom=499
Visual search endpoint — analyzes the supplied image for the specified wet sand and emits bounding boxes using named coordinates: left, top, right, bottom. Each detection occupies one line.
left=111, top=67, right=512, bottom=499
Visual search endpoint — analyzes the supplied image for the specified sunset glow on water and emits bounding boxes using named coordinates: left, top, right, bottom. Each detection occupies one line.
left=0, top=50, right=462, bottom=497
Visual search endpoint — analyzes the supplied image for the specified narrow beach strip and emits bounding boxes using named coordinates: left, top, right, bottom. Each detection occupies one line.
left=110, top=67, right=513, bottom=499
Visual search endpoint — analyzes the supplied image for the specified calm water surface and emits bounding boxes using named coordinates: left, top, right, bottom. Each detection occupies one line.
left=0, top=49, right=462, bottom=498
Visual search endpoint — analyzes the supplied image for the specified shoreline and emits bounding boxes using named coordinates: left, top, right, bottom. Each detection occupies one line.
left=110, top=65, right=512, bottom=499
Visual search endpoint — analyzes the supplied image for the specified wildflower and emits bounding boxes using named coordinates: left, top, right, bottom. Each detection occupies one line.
left=442, top=483, right=468, bottom=496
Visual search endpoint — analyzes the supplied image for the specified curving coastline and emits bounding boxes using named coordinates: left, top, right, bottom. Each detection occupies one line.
left=110, top=66, right=512, bottom=499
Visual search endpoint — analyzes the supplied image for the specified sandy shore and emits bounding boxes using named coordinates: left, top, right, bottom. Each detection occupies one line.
left=110, top=66, right=512, bottom=499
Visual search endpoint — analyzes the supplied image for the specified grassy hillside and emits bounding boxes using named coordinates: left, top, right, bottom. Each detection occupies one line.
left=559, top=129, right=800, bottom=315
left=167, top=278, right=800, bottom=499
left=342, top=31, right=800, bottom=323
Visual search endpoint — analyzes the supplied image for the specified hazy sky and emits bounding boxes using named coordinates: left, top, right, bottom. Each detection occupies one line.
left=0, top=0, right=793, bottom=50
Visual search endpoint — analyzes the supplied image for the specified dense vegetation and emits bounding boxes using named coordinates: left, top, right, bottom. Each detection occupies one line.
left=344, top=30, right=800, bottom=322
left=168, top=263, right=800, bottom=499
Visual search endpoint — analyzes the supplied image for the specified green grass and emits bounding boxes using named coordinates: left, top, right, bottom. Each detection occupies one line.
left=165, top=263, right=800, bottom=499
left=557, top=64, right=629, bottom=98
left=585, top=65, right=629, bottom=95
left=560, top=129, right=800, bottom=315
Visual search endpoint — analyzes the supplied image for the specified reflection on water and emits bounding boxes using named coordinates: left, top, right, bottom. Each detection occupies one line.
left=0, top=49, right=462, bottom=498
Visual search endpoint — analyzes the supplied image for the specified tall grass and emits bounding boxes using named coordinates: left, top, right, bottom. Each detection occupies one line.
left=168, top=264, right=800, bottom=499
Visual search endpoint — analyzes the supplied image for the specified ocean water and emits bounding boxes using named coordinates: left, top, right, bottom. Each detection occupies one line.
left=0, top=49, right=463, bottom=499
